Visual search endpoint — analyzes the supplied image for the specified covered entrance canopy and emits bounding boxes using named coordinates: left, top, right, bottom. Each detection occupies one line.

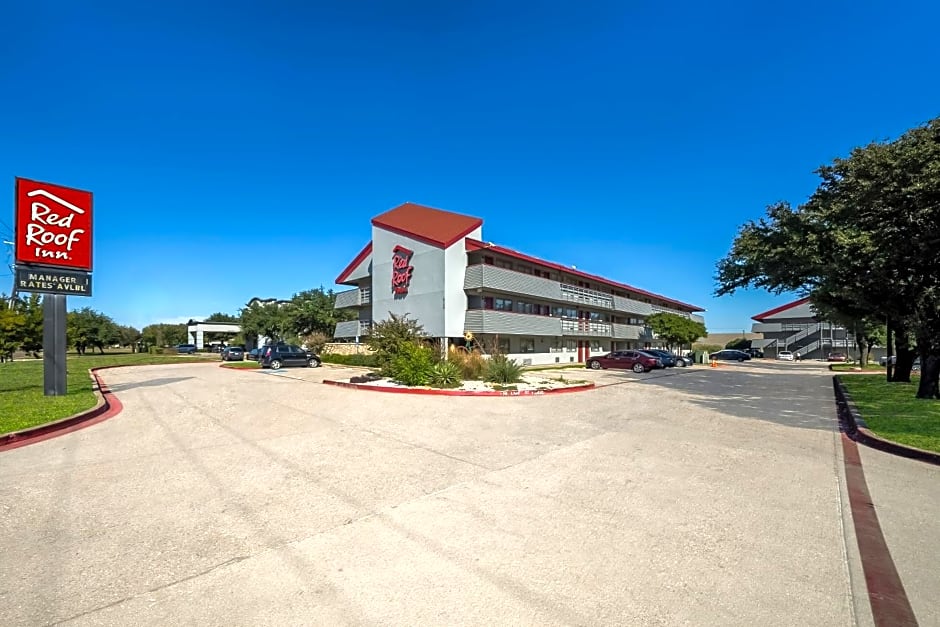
left=186, top=320, right=241, bottom=349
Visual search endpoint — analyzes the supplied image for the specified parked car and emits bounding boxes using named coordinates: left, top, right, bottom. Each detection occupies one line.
left=221, top=346, right=244, bottom=361
left=643, top=349, right=678, bottom=368
left=777, top=351, right=794, bottom=361
left=259, top=343, right=321, bottom=370
left=745, top=348, right=764, bottom=358
left=709, top=349, right=752, bottom=362
left=879, top=355, right=896, bottom=366
left=247, top=348, right=262, bottom=361
left=586, top=350, right=662, bottom=373
left=827, top=352, right=847, bottom=362
left=177, top=344, right=197, bottom=355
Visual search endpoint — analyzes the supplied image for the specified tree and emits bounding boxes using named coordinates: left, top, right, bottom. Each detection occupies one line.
left=141, top=323, right=187, bottom=348
left=204, top=312, right=239, bottom=323
left=0, top=296, right=25, bottom=362
left=286, top=287, right=354, bottom=337
left=646, top=312, right=707, bottom=351
left=725, top=338, right=749, bottom=351
left=67, top=308, right=119, bottom=354
left=239, top=301, right=290, bottom=343
left=116, top=325, right=142, bottom=352
left=716, top=116, right=940, bottom=398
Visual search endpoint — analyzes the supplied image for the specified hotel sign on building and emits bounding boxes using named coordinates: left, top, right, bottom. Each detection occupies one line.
left=333, top=202, right=704, bottom=366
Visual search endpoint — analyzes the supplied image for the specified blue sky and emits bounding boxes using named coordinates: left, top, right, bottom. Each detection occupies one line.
left=2, top=0, right=938, bottom=332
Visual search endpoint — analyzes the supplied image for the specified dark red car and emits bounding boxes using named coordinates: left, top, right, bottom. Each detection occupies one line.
left=587, top=350, right=662, bottom=373
left=827, top=352, right=847, bottom=362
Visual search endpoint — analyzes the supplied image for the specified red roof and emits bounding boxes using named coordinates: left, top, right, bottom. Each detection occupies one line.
left=751, top=297, right=811, bottom=321
left=465, top=239, right=704, bottom=312
left=371, top=202, right=483, bottom=249
left=335, top=241, right=373, bottom=284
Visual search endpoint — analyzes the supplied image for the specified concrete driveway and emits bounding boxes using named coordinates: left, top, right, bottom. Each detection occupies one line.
left=0, top=361, right=935, bottom=625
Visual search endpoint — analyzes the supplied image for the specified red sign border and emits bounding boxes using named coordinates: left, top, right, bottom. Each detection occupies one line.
left=14, top=177, right=95, bottom=272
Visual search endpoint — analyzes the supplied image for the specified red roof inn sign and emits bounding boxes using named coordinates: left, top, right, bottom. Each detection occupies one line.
left=15, top=177, right=93, bottom=271
left=391, top=245, right=414, bottom=295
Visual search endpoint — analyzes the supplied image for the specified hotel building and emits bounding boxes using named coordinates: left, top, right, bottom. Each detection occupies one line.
left=333, top=203, right=705, bottom=366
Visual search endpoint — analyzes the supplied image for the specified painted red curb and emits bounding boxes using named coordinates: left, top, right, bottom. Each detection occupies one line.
left=841, top=433, right=919, bottom=627
left=0, top=367, right=124, bottom=453
left=322, top=379, right=595, bottom=397
left=834, top=376, right=940, bottom=466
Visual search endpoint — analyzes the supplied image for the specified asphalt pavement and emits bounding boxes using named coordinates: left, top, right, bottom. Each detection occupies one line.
left=0, top=360, right=935, bottom=626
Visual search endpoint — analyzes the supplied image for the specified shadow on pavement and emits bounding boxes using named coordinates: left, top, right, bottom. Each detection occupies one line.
left=632, top=367, right=837, bottom=431
left=106, top=377, right=196, bottom=392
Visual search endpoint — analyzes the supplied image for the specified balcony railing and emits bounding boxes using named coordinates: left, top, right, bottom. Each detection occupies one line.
left=561, top=319, right=612, bottom=336
left=334, top=319, right=372, bottom=338
left=559, top=284, right=613, bottom=309
left=335, top=287, right=372, bottom=308
left=464, top=264, right=658, bottom=318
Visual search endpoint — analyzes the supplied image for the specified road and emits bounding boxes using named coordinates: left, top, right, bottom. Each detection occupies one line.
left=0, top=360, right=936, bottom=626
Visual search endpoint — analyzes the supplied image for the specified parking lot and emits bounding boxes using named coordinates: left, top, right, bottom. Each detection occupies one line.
left=0, top=360, right=936, bottom=625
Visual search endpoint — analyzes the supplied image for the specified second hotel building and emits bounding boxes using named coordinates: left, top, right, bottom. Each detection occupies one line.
left=333, top=203, right=704, bottom=366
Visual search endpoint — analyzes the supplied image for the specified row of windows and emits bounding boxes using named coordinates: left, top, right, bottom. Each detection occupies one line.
left=481, top=297, right=645, bottom=325
left=480, top=255, right=657, bottom=304
left=496, top=338, right=605, bottom=354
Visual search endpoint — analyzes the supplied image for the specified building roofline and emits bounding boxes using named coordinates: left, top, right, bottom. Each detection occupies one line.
left=335, top=241, right=373, bottom=285
left=751, top=296, right=812, bottom=321
left=371, top=202, right=483, bottom=249
left=465, top=238, right=704, bottom=312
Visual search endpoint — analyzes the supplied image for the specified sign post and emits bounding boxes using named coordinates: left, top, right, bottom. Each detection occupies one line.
left=43, top=294, right=68, bottom=395
left=14, top=177, right=94, bottom=397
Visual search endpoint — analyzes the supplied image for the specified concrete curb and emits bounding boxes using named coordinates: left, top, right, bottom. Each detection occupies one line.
left=833, top=375, right=940, bottom=466
left=0, top=366, right=125, bottom=453
left=323, top=379, right=595, bottom=397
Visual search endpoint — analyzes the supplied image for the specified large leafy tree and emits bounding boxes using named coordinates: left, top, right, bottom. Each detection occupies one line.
left=239, top=301, right=291, bottom=342
left=646, top=312, right=706, bottom=351
left=116, top=325, right=142, bottom=352
left=716, top=117, right=940, bottom=398
left=0, top=296, right=25, bottom=361
left=67, top=308, right=120, bottom=355
left=286, top=287, right=354, bottom=337
left=141, top=323, right=187, bottom=348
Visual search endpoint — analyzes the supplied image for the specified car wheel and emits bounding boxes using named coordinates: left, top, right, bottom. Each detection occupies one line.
left=308, top=358, right=320, bottom=368
left=677, top=359, right=687, bottom=367
left=588, top=360, right=602, bottom=370
left=737, top=358, right=745, bottom=362
left=270, top=359, right=282, bottom=370
left=632, top=363, right=645, bottom=373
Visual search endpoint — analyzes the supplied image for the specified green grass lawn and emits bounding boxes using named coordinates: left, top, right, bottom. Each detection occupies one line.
left=220, top=361, right=260, bottom=369
left=840, top=375, right=940, bottom=453
left=830, top=363, right=883, bottom=372
left=0, top=352, right=217, bottom=435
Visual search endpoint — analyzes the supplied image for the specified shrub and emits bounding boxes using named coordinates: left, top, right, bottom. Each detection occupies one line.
left=385, top=342, right=434, bottom=386
left=321, top=353, right=379, bottom=367
left=148, top=346, right=165, bottom=355
left=301, top=332, right=331, bottom=354
left=485, top=354, right=523, bottom=384
left=448, top=347, right=487, bottom=380
left=428, top=361, right=462, bottom=388
left=368, top=313, right=427, bottom=365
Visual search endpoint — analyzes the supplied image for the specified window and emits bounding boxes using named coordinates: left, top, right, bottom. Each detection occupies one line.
left=496, top=259, right=512, bottom=269
left=565, top=339, right=577, bottom=352
left=517, top=266, right=532, bottom=275
left=519, top=338, right=535, bottom=353
left=589, top=312, right=605, bottom=322
left=483, top=297, right=494, bottom=310
left=495, top=298, right=513, bottom=311
left=590, top=340, right=602, bottom=352
left=497, top=337, right=511, bottom=354
left=483, top=255, right=494, bottom=265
